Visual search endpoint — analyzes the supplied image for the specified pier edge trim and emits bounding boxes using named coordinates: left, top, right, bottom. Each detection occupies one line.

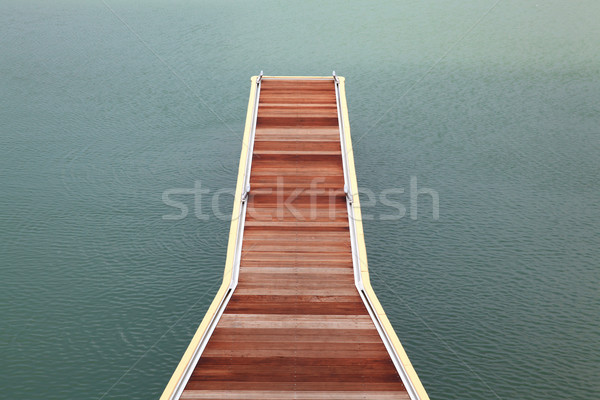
left=337, top=76, right=430, bottom=400
left=159, top=76, right=260, bottom=400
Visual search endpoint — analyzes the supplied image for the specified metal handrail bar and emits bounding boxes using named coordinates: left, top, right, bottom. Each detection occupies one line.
left=167, top=73, right=262, bottom=400
left=333, top=72, right=421, bottom=400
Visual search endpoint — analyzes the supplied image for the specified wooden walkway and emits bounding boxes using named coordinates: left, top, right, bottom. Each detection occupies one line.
left=161, top=76, right=428, bottom=400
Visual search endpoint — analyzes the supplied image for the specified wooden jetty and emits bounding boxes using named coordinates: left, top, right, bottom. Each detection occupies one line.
left=161, top=74, right=429, bottom=400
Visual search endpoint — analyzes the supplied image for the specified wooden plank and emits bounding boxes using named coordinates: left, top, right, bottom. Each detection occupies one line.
left=253, top=149, right=341, bottom=157
left=184, top=382, right=406, bottom=392
left=184, top=382, right=404, bottom=390
left=216, top=314, right=376, bottom=329
left=255, top=127, right=340, bottom=141
left=201, top=348, right=391, bottom=359
left=253, top=140, right=341, bottom=152
left=258, top=108, right=338, bottom=119
left=260, top=79, right=335, bottom=90
left=257, top=116, right=339, bottom=127
left=248, top=192, right=347, bottom=207
left=251, top=158, right=343, bottom=170
left=224, top=302, right=366, bottom=315
left=181, top=390, right=409, bottom=399
left=226, top=295, right=361, bottom=303
left=233, top=287, right=359, bottom=296
left=237, top=275, right=354, bottom=286
left=258, top=93, right=337, bottom=103
left=242, top=240, right=350, bottom=252
left=194, top=355, right=395, bottom=366
left=242, top=231, right=350, bottom=241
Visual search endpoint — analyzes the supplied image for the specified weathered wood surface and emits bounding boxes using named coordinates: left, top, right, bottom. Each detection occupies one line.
left=181, top=79, right=408, bottom=399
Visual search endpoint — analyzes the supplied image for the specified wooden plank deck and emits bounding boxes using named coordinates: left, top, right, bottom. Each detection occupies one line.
left=178, top=79, right=410, bottom=399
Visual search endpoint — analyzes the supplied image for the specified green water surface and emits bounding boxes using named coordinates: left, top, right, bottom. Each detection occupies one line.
left=1, top=1, right=598, bottom=399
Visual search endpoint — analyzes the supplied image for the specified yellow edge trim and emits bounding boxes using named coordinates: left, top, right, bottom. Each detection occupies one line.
left=338, top=77, right=430, bottom=400
left=160, top=76, right=259, bottom=400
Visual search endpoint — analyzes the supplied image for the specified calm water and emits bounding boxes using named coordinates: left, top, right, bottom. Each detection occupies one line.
left=1, top=1, right=598, bottom=399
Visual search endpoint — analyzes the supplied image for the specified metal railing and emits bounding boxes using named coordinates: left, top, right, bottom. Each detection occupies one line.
left=232, top=70, right=262, bottom=288
left=166, top=73, right=262, bottom=400
left=333, top=71, right=422, bottom=400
